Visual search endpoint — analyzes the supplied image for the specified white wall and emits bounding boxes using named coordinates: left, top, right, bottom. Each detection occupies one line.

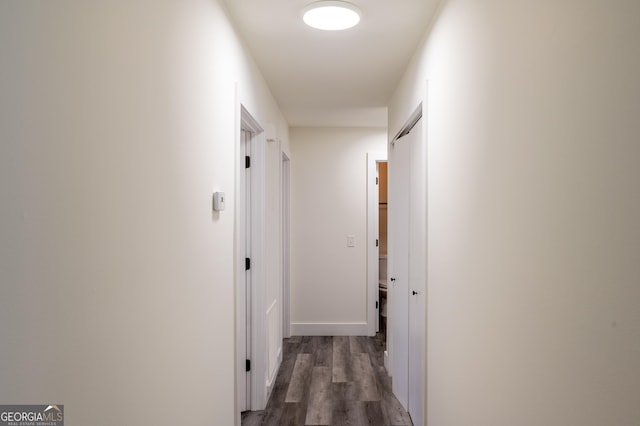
left=290, top=127, right=386, bottom=335
left=388, top=0, right=640, bottom=425
left=0, top=1, right=288, bottom=425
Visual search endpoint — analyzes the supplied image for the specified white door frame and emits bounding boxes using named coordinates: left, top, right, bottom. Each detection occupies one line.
left=236, top=103, right=268, bottom=416
left=281, top=152, right=291, bottom=339
left=367, top=153, right=387, bottom=336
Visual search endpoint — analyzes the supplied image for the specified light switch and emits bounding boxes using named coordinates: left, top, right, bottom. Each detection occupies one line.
left=347, top=235, right=355, bottom=247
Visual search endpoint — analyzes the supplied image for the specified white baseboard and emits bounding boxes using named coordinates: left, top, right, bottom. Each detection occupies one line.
left=290, top=322, right=369, bottom=336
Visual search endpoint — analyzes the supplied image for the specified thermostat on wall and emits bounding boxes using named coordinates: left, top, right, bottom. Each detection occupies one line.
left=213, top=192, right=225, bottom=212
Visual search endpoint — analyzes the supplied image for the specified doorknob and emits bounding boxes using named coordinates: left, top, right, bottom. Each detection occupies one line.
left=390, top=277, right=396, bottom=282
left=412, top=290, right=420, bottom=295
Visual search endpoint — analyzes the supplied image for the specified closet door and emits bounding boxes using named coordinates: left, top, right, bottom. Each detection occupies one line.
left=389, top=108, right=425, bottom=425
left=407, top=117, right=425, bottom=426
left=388, top=126, right=411, bottom=409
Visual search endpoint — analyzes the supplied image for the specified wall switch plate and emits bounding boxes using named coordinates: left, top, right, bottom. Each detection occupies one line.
left=347, top=235, right=356, bottom=247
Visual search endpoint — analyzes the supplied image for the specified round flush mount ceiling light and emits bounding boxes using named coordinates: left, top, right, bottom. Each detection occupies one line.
left=303, top=1, right=361, bottom=31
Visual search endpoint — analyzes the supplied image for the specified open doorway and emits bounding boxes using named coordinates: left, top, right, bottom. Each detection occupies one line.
left=377, top=161, right=388, bottom=343
left=367, top=153, right=387, bottom=338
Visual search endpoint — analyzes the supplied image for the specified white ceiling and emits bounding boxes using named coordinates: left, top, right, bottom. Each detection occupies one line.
left=222, top=0, right=440, bottom=127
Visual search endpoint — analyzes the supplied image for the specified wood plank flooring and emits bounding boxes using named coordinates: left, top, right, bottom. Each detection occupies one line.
left=241, top=334, right=413, bottom=426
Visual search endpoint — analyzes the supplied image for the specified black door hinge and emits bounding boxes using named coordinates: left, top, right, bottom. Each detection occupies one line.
left=376, top=239, right=379, bottom=247
left=245, top=257, right=251, bottom=271
left=246, top=359, right=251, bottom=372
left=245, top=156, right=251, bottom=168
left=376, top=301, right=379, bottom=309
left=376, top=177, right=379, bottom=184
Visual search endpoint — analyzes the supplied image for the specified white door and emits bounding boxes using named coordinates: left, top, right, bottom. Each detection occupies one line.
left=389, top=107, right=425, bottom=425
left=237, top=106, right=268, bottom=414
left=388, top=126, right=410, bottom=409
left=407, top=117, right=425, bottom=426
left=239, top=129, right=252, bottom=411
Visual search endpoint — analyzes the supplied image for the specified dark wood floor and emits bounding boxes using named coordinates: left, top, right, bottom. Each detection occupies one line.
left=241, top=334, right=413, bottom=426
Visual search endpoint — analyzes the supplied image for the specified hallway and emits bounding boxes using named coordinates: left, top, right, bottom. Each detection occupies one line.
left=242, top=334, right=412, bottom=426
left=3, top=2, right=640, bottom=425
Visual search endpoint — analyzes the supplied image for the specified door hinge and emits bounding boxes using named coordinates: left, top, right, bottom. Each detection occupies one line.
left=376, top=239, right=379, bottom=247
left=245, top=155, right=251, bottom=168
left=246, top=359, right=251, bottom=372
left=376, top=301, right=379, bottom=309
left=376, top=177, right=379, bottom=184
left=245, top=257, right=251, bottom=271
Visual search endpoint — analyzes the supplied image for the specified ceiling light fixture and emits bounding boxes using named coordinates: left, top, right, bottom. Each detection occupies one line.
left=302, top=1, right=361, bottom=31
